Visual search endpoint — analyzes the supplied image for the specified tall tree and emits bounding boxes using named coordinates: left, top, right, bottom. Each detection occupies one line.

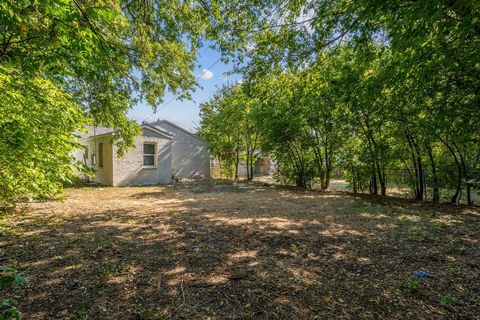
left=0, top=0, right=221, bottom=205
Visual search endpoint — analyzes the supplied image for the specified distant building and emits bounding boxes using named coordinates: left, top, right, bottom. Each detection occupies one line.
left=210, top=156, right=276, bottom=179
left=236, top=157, right=276, bottom=178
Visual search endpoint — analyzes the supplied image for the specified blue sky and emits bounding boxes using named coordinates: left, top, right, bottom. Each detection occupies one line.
left=127, top=46, right=241, bottom=132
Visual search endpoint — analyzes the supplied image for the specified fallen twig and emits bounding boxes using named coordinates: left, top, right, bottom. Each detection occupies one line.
left=180, top=278, right=186, bottom=304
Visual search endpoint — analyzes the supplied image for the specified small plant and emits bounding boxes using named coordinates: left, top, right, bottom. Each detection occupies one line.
left=398, top=275, right=419, bottom=293
left=406, top=275, right=419, bottom=292
left=73, top=307, right=87, bottom=318
left=439, top=295, right=454, bottom=307
left=102, top=261, right=136, bottom=280
left=145, top=309, right=165, bottom=320
left=428, top=221, right=447, bottom=231
left=1, top=264, right=28, bottom=320
left=446, top=241, right=465, bottom=254
left=408, top=230, right=431, bottom=242
left=0, top=266, right=28, bottom=288
left=1, top=300, right=19, bottom=320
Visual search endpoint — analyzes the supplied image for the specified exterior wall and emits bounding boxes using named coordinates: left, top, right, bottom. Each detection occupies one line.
left=254, top=158, right=271, bottom=175
left=74, top=121, right=208, bottom=186
left=237, top=161, right=248, bottom=178
left=213, top=157, right=274, bottom=179
left=78, top=134, right=114, bottom=186
left=237, top=159, right=270, bottom=178
left=153, top=122, right=210, bottom=179
left=112, top=127, right=172, bottom=186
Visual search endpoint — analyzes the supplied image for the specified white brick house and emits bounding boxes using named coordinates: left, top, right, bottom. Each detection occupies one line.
left=75, top=120, right=210, bottom=186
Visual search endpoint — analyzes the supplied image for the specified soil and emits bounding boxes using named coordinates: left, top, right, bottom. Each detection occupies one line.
left=1, top=181, right=479, bottom=319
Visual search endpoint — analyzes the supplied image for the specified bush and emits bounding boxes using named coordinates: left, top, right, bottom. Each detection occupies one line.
left=0, top=65, right=87, bottom=209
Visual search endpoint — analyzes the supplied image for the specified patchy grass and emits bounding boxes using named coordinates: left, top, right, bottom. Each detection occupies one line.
left=1, top=181, right=479, bottom=319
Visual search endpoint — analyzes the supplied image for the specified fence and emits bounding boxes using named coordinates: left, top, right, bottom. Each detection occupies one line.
left=330, top=167, right=480, bottom=204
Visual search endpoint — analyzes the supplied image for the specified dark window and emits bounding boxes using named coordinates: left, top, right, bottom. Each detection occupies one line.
left=143, top=143, right=155, bottom=166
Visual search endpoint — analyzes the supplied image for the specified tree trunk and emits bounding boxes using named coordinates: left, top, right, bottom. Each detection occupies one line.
left=405, top=129, right=423, bottom=200
left=466, top=182, right=471, bottom=205
left=453, top=141, right=472, bottom=206
left=417, top=161, right=424, bottom=201
left=246, top=152, right=250, bottom=182
left=415, top=150, right=424, bottom=201
left=376, top=162, right=386, bottom=196
left=426, top=145, right=439, bottom=203
left=371, top=169, right=378, bottom=195
left=234, top=148, right=240, bottom=180
left=248, top=152, right=254, bottom=181
left=440, top=138, right=462, bottom=204
left=219, top=158, right=222, bottom=179
left=297, top=160, right=307, bottom=188
left=322, top=141, right=332, bottom=191
left=311, top=129, right=325, bottom=190
left=351, top=164, right=357, bottom=193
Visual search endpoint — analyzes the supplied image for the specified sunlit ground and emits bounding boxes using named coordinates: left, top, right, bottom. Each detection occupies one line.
left=1, top=181, right=479, bottom=319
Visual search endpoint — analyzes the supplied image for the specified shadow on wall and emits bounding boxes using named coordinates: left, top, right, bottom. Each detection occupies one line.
left=171, top=143, right=210, bottom=179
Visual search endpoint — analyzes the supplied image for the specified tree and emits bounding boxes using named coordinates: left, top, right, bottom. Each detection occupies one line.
left=0, top=65, right=86, bottom=208
left=199, top=83, right=263, bottom=181
left=209, top=0, right=480, bottom=203
left=0, top=0, right=220, bottom=206
left=199, top=85, right=244, bottom=179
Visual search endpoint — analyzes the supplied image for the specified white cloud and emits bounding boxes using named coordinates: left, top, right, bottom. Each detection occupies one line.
left=200, top=69, right=214, bottom=80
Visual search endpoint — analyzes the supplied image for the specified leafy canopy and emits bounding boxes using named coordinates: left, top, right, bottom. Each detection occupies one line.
left=0, top=0, right=220, bottom=205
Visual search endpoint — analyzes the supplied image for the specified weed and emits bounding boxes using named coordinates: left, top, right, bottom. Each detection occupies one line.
left=145, top=309, right=165, bottom=320
left=73, top=307, right=87, bottom=318
left=428, top=221, right=447, bottom=231
left=439, top=295, right=454, bottom=307
left=398, top=275, right=419, bottom=293
left=408, top=230, right=431, bottom=242
left=1, top=263, right=28, bottom=320
left=102, top=261, right=136, bottom=279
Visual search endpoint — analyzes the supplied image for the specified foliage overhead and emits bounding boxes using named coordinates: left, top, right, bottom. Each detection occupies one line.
left=200, top=0, right=480, bottom=203
left=0, top=0, right=221, bottom=205
left=1, top=0, right=479, bottom=205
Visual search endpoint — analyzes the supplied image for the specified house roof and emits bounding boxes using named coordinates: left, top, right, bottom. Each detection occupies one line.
left=81, top=122, right=174, bottom=141
left=80, top=125, right=114, bottom=139
left=150, top=119, right=208, bottom=144
left=141, top=123, right=173, bottom=139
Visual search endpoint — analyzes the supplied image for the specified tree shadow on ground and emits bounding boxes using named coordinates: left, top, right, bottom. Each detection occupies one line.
left=1, top=184, right=479, bottom=319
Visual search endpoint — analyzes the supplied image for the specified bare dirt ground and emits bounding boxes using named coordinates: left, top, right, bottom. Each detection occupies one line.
left=1, top=181, right=479, bottom=319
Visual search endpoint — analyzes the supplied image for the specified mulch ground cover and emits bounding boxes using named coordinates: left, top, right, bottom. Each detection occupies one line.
left=1, top=181, right=479, bottom=319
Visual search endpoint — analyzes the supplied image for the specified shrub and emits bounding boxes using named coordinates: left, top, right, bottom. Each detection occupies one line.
left=0, top=264, right=28, bottom=320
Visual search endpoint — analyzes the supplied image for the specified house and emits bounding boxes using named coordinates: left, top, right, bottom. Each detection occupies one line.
left=236, top=157, right=276, bottom=178
left=210, top=156, right=277, bottom=179
left=75, top=120, right=210, bottom=186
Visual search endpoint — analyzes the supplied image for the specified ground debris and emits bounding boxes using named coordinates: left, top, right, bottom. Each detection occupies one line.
left=1, top=182, right=479, bottom=319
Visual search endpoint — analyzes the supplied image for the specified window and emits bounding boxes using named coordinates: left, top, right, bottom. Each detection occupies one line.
left=143, top=143, right=155, bottom=166
left=83, top=148, right=89, bottom=165
left=98, top=142, right=104, bottom=168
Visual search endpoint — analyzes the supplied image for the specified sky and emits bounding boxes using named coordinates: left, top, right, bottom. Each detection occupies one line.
left=127, top=46, right=241, bottom=132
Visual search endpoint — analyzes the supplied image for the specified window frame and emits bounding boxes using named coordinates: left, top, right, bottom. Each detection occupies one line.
left=143, top=142, right=156, bottom=168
